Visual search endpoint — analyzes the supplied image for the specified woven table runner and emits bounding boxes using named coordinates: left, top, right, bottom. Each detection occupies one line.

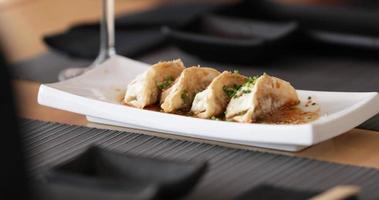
left=21, top=119, right=379, bottom=200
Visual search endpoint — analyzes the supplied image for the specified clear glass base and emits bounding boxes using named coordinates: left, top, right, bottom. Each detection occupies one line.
left=58, top=0, right=115, bottom=81
left=58, top=49, right=116, bottom=81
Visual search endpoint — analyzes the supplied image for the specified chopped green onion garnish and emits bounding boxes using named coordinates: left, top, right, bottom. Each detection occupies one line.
left=223, top=84, right=242, bottom=98
left=181, top=90, right=189, bottom=102
left=232, top=75, right=259, bottom=98
left=157, top=76, right=175, bottom=90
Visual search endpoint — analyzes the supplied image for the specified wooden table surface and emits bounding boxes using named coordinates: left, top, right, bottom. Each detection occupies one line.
left=14, top=80, right=379, bottom=169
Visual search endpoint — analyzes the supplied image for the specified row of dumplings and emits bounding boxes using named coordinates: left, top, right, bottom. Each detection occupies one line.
left=124, top=59, right=300, bottom=123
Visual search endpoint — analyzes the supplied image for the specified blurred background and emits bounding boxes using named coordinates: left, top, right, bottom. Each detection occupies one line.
left=0, top=0, right=375, bottom=63
left=1, top=0, right=379, bottom=94
left=0, top=0, right=236, bottom=63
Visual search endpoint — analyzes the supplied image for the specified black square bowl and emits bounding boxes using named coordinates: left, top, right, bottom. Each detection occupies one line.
left=35, top=146, right=208, bottom=200
left=162, top=14, right=298, bottom=64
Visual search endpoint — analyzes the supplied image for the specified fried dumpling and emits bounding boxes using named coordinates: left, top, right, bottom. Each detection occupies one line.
left=124, top=59, right=185, bottom=108
left=161, top=66, right=220, bottom=113
left=191, top=71, right=247, bottom=119
left=225, top=73, right=299, bottom=123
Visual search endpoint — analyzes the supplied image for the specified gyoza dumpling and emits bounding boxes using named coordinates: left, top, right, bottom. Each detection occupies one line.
left=191, top=71, right=247, bottom=119
left=124, top=59, right=185, bottom=108
left=225, top=73, right=299, bottom=123
left=161, top=66, right=220, bottom=113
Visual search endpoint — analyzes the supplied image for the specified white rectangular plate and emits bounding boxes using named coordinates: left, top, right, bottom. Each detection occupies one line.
left=38, top=56, right=379, bottom=151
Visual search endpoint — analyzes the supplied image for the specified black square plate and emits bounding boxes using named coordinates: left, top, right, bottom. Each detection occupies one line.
left=35, top=146, right=207, bottom=200
left=235, top=185, right=318, bottom=200
left=163, top=14, right=298, bottom=64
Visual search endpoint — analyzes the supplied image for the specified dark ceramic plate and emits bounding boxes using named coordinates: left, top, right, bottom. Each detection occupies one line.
left=35, top=146, right=207, bottom=200
left=162, top=14, right=298, bottom=64
left=33, top=177, right=156, bottom=200
left=235, top=185, right=318, bottom=200
left=244, top=0, right=379, bottom=54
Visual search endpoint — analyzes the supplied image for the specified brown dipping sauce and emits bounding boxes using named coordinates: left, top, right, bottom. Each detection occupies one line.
left=116, top=92, right=125, bottom=103
left=256, top=106, right=319, bottom=124
left=125, top=103, right=319, bottom=125
left=144, top=104, right=161, bottom=112
left=145, top=105, right=194, bottom=116
left=120, top=90, right=319, bottom=125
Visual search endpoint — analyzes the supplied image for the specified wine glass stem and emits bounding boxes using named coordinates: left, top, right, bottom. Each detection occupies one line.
left=93, top=0, right=116, bottom=66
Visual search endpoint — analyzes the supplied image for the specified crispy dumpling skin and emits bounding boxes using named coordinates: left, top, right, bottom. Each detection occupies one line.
left=161, top=66, right=220, bottom=113
left=191, top=71, right=247, bottom=119
left=124, top=59, right=185, bottom=108
left=225, top=73, right=299, bottom=123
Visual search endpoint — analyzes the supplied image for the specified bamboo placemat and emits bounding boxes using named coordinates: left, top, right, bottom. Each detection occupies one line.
left=21, top=119, right=379, bottom=200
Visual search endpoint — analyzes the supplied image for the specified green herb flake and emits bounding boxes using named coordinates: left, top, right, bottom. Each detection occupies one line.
left=232, top=75, right=259, bottom=99
left=246, top=76, right=259, bottom=85
left=308, top=96, right=312, bottom=100
left=223, top=84, right=241, bottom=98
left=157, top=76, right=175, bottom=90
left=181, top=90, right=189, bottom=102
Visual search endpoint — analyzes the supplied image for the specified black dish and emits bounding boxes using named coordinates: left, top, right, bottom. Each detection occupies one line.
left=244, top=0, right=379, bottom=37
left=164, top=1, right=379, bottom=64
left=235, top=185, right=319, bottom=200
left=163, top=14, right=298, bottom=64
left=33, top=177, right=156, bottom=200
left=244, top=0, right=379, bottom=56
left=36, top=146, right=208, bottom=200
